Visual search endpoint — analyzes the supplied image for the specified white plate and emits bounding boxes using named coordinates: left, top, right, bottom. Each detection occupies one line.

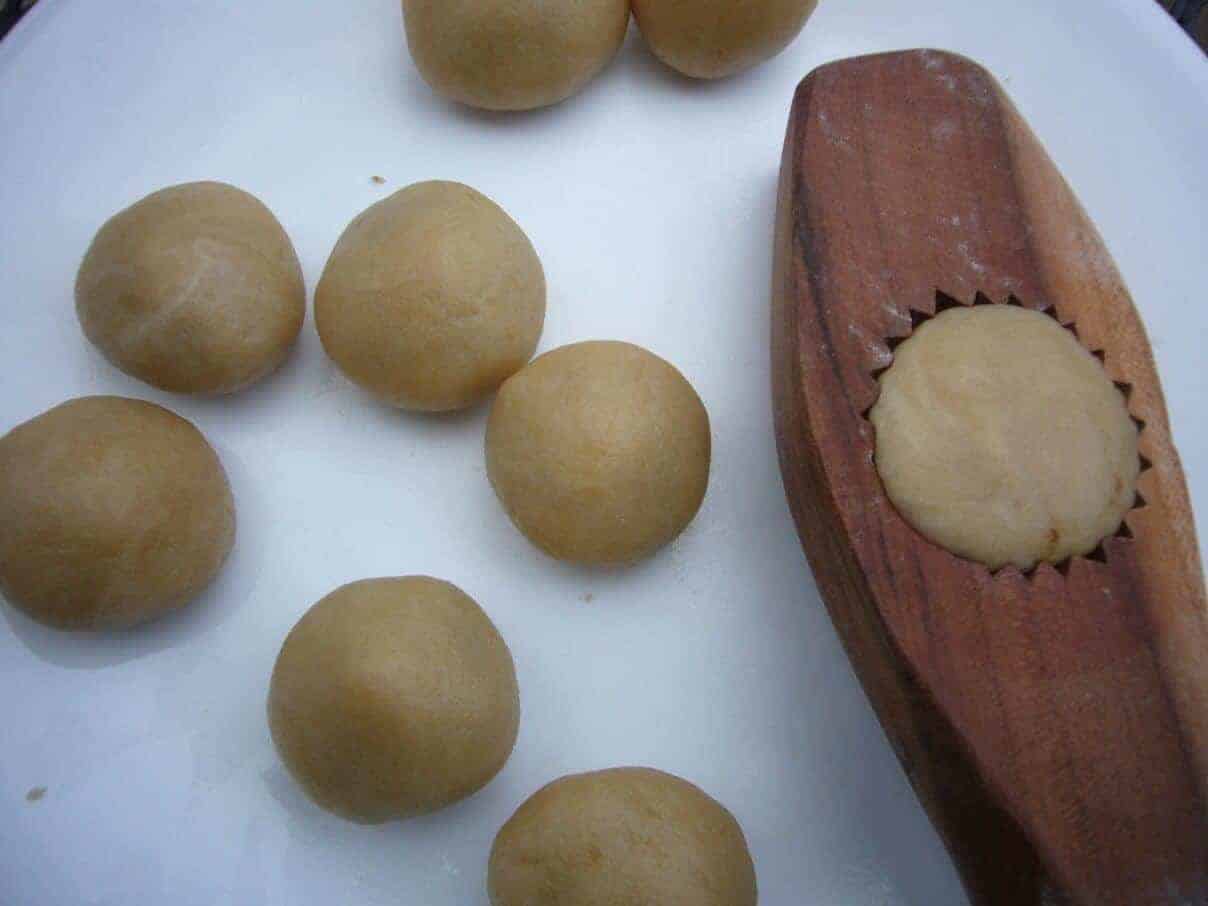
left=1, top=2, right=1204, bottom=904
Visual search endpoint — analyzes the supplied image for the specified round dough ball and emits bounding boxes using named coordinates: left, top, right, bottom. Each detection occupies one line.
left=870, top=305, right=1139, bottom=571
left=633, top=0, right=819, bottom=79
left=267, top=576, right=520, bottom=823
left=315, top=181, right=546, bottom=412
left=402, top=0, right=630, bottom=111
left=489, top=767, right=757, bottom=906
left=486, top=341, right=710, bottom=565
left=0, top=396, right=235, bottom=630
left=75, top=181, right=306, bottom=395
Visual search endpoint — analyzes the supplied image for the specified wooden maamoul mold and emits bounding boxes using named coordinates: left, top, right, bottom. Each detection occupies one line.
left=772, top=49, right=1208, bottom=906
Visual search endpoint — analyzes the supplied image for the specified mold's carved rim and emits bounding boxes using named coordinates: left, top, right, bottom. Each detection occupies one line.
left=862, top=289, right=1150, bottom=581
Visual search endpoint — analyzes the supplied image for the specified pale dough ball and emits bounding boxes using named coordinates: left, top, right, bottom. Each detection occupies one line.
left=489, top=767, right=757, bottom=906
left=0, top=396, right=235, bottom=630
left=633, top=0, right=819, bottom=79
left=486, top=341, right=710, bottom=565
left=267, top=576, right=520, bottom=823
left=870, top=305, right=1139, bottom=571
left=402, top=0, right=630, bottom=111
left=75, top=181, right=306, bottom=395
left=315, top=181, right=546, bottom=412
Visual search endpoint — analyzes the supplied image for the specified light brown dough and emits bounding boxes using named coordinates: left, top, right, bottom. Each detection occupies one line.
left=75, top=181, right=305, bottom=395
left=315, top=181, right=546, bottom=412
left=0, top=396, right=235, bottom=630
left=267, top=576, right=520, bottom=823
left=870, top=305, right=1139, bottom=570
left=489, top=767, right=758, bottom=906
left=486, top=341, right=710, bottom=565
left=632, top=0, right=819, bottom=79
left=402, top=0, right=630, bottom=111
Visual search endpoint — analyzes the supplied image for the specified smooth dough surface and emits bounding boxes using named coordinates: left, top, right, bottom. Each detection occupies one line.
left=0, top=396, right=235, bottom=630
left=403, top=0, right=630, bottom=111
left=489, top=767, right=757, bottom=906
left=486, top=341, right=710, bottom=565
left=870, top=305, right=1139, bottom=570
left=267, top=576, right=520, bottom=823
left=316, top=181, right=546, bottom=412
left=75, top=181, right=305, bottom=395
left=632, top=0, right=819, bottom=79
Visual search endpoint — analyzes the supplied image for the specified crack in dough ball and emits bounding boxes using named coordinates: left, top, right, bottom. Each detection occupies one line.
left=486, top=341, right=710, bottom=566
left=489, top=767, right=758, bottom=906
left=75, top=182, right=305, bottom=395
left=316, top=181, right=546, bottom=412
left=870, top=305, right=1139, bottom=571
left=268, top=577, right=520, bottom=823
left=0, top=396, right=235, bottom=630
left=403, top=0, right=631, bottom=111
left=633, top=0, right=819, bottom=79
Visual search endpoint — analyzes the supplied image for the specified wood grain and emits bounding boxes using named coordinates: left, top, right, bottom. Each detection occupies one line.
left=772, top=50, right=1208, bottom=905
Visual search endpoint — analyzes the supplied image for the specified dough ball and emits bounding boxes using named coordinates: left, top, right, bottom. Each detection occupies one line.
left=633, top=0, right=818, bottom=79
left=489, top=767, right=757, bottom=906
left=870, top=305, right=1139, bottom=571
left=486, top=341, right=710, bottom=565
left=402, top=0, right=630, bottom=111
left=315, top=181, right=546, bottom=412
left=267, top=576, right=520, bottom=823
left=0, top=396, right=235, bottom=630
left=75, top=181, right=306, bottom=395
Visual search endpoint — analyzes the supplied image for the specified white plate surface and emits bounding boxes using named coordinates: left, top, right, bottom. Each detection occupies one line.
left=0, top=2, right=1205, bottom=904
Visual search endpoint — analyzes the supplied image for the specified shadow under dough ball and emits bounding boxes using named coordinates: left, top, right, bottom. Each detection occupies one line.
left=486, top=341, right=711, bottom=566
left=0, top=396, right=235, bottom=631
left=489, top=767, right=758, bottom=906
left=402, top=0, right=630, bottom=111
left=267, top=577, right=520, bottom=823
left=315, top=181, right=545, bottom=412
left=75, top=181, right=306, bottom=395
left=633, top=0, right=819, bottom=79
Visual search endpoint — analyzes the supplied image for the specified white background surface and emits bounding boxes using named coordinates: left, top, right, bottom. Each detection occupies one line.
left=0, top=1, right=1205, bottom=904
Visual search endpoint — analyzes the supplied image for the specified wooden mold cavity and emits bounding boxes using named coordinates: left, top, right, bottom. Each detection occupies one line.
left=862, top=289, right=1153, bottom=582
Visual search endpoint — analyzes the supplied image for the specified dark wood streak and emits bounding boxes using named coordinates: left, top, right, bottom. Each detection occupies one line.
left=772, top=50, right=1208, bottom=905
